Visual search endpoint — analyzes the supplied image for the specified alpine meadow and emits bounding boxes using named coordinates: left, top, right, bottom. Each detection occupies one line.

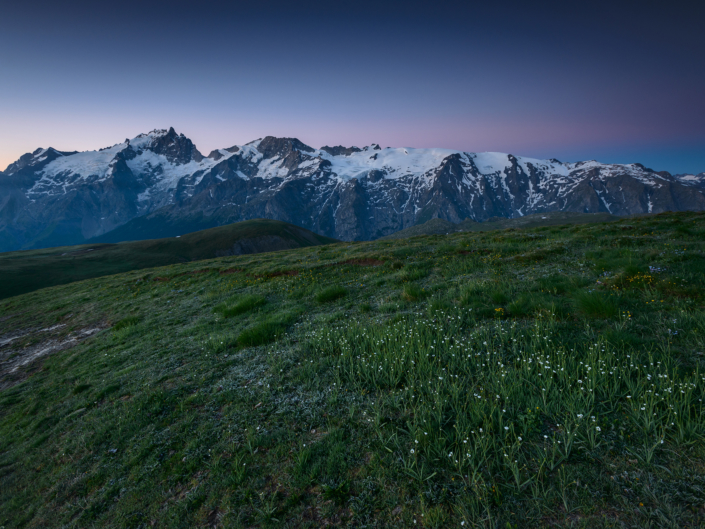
left=1, top=211, right=704, bottom=528
left=2, top=1, right=705, bottom=527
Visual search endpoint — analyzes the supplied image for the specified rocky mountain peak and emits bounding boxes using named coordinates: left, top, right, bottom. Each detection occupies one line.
left=633, top=163, right=655, bottom=173
left=257, top=136, right=315, bottom=159
left=674, top=172, right=705, bottom=186
left=3, top=147, right=74, bottom=176
left=320, top=145, right=362, bottom=156
left=135, top=127, right=204, bottom=164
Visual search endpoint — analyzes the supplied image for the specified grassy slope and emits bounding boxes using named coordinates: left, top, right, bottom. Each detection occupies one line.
left=0, top=219, right=338, bottom=300
left=1, top=212, right=704, bottom=528
left=381, top=211, right=620, bottom=240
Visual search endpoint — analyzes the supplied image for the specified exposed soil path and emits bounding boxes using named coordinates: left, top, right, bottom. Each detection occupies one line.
left=0, top=322, right=106, bottom=391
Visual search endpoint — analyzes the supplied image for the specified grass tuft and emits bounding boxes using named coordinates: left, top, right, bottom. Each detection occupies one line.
left=427, top=296, right=452, bottom=314
left=489, top=290, right=509, bottom=304
left=237, top=312, right=298, bottom=347
left=508, top=294, right=538, bottom=316
left=112, top=316, right=141, bottom=331
left=574, top=291, right=619, bottom=318
left=398, top=265, right=430, bottom=282
left=214, top=294, right=266, bottom=317
left=402, top=283, right=424, bottom=301
left=72, top=384, right=91, bottom=394
left=315, top=286, right=348, bottom=303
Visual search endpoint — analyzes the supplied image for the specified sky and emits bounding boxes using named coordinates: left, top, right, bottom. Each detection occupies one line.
left=1, top=0, right=703, bottom=174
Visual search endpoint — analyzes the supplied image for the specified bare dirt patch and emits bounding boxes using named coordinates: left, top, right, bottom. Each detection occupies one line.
left=334, top=258, right=384, bottom=267
left=219, top=268, right=244, bottom=275
left=244, top=269, right=300, bottom=279
left=0, top=323, right=107, bottom=391
left=262, top=270, right=299, bottom=278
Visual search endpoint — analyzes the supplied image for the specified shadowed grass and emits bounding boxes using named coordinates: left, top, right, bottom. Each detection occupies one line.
left=315, top=285, right=348, bottom=303
left=508, top=294, right=540, bottom=316
left=489, top=290, right=509, bottom=304
left=214, top=294, right=266, bottom=317
left=574, top=291, right=619, bottom=318
left=397, top=265, right=430, bottom=283
left=402, top=283, right=425, bottom=301
left=237, top=312, right=298, bottom=347
left=0, top=219, right=338, bottom=299
left=112, top=316, right=141, bottom=331
left=537, top=274, right=571, bottom=295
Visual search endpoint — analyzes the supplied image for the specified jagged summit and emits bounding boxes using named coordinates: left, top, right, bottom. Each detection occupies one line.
left=1, top=128, right=704, bottom=251
left=256, top=136, right=315, bottom=159
left=321, top=145, right=363, bottom=156
left=3, top=147, right=76, bottom=175
left=130, top=127, right=204, bottom=164
left=674, top=172, right=705, bottom=186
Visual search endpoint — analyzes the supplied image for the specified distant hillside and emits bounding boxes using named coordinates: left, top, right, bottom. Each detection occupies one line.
left=0, top=219, right=337, bottom=299
left=380, top=211, right=619, bottom=239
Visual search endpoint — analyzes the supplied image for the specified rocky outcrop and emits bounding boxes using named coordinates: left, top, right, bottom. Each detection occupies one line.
left=321, top=145, right=364, bottom=156
left=142, top=127, right=204, bottom=164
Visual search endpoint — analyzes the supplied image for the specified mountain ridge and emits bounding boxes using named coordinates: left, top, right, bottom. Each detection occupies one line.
left=2, top=128, right=704, bottom=251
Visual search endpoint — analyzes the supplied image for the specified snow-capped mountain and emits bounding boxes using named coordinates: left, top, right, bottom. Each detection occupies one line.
left=674, top=172, right=705, bottom=187
left=1, top=127, right=704, bottom=251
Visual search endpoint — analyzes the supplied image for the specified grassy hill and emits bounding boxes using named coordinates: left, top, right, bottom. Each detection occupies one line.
left=1, top=211, right=704, bottom=528
left=380, top=211, right=620, bottom=240
left=0, top=219, right=338, bottom=299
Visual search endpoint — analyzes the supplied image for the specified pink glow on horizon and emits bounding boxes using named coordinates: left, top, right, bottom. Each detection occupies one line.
left=2, top=114, right=700, bottom=172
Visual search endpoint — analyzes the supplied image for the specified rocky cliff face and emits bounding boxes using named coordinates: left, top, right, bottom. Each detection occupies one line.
left=2, top=128, right=704, bottom=251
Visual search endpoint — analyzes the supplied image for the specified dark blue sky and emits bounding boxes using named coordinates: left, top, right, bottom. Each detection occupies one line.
left=1, top=0, right=703, bottom=173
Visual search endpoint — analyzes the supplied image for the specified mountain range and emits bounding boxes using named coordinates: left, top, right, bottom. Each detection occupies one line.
left=1, top=127, right=704, bottom=252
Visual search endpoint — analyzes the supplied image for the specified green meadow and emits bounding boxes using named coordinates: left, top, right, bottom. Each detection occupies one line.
left=1, top=211, right=704, bottom=528
left=0, top=219, right=336, bottom=300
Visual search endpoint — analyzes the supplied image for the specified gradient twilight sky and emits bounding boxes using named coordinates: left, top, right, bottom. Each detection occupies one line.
left=1, top=0, right=704, bottom=173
